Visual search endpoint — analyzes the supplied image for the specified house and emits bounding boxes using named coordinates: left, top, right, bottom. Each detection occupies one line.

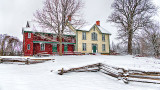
left=22, top=21, right=111, bottom=56
left=75, top=21, right=111, bottom=55
left=22, top=22, right=76, bottom=56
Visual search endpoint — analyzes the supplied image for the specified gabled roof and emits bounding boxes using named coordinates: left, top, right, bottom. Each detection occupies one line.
left=26, top=21, right=30, bottom=27
left=97, top=25, right=111, bottom=35
left=22, top=21, right=75, bottom=35
left=76, top=24, right=111, bottom=35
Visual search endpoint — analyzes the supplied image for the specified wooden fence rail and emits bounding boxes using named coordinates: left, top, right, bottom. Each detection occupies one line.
left=58, top=63, right=100, bottom=75
left=0, top=57, right=54, bottom=65
left=58, top=63, right=160, bottom=84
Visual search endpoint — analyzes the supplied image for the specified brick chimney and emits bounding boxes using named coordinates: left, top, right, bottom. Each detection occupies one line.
left=68, top=15, right=71, bottom=21
left=96, top=21, right=100, bottom=26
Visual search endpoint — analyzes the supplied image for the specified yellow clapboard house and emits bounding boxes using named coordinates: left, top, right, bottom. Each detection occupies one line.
left=68, top=21, right=111, bottom=54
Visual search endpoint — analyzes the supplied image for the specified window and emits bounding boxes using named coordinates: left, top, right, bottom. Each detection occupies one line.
left=27, top=44, right=30, bottom=50
left=82, top=43, right=86, bottom=51
left=102, top=34, right=105, bottom=41
left=53, top=35, right=57, bottom=40
left=41, top=43, right=45, bottom=51
left=102, top=44, right=105, bottom=51
left=82, top=32, right=86, bottom=40
left=48, top=34, right=52, bottom=37
left=28, top=33, right=31, bottom=38
left=91, top=32, right=97, bottom=41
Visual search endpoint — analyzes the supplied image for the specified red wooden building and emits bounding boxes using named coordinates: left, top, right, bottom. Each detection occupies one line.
left=22, top=22, right=76, bottom=56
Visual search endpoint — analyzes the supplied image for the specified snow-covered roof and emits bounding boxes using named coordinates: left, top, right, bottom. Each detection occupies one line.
left=22, top=21, right=40, bottom=32
left=97, top=26, right=111, bottom=35
left=76, top=23, right=111, bottom=35
left=22, top=21, right=111, bottom=35
left=78, top=24, right=94, bottom=31
left=22, top=21, right=75, bottom=35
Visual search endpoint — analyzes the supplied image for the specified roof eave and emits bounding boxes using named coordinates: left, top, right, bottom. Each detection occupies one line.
left=23, top=30, right=76, bottom=36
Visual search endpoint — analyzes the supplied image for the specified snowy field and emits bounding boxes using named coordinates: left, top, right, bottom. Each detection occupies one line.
left=0, top=55, right=160, bottom=90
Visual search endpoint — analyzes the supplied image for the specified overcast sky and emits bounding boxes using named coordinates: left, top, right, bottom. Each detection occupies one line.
left=0, top=0, right=160, bottom=43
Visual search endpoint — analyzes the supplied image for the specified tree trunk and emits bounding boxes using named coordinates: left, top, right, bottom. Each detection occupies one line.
left=153, top=44, right=159, bottom=58
left=128, top=31, right=133, bottom=55
left=59, top=36, right=63, bottom=56
left=0, top=42, right=4, bottom=56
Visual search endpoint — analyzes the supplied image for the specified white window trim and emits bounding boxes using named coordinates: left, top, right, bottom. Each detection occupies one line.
left=53, top=35, right=57, bottom=40
left=28, top=33, right=31, bottom=38
left=82, top=43, right=86, bottom=51
left=41, top=43, right=45, bottom=51
left=92, top=32, right=97, bottom=41
left=102, top=34, right=105, bottom=41
left=82, top=32, right=86, bottom=40
left=102, top=44, right=106, bottom=51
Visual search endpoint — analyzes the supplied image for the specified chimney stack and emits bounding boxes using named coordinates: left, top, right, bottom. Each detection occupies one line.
left=68, top=15, right=71, bottom=21
left=96, top=21, right=100, bottom=26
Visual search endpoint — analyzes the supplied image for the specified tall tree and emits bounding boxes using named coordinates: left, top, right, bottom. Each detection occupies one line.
left=0, top=34, right=22, bottom=56
left=34, top=0, right=85, bottom=56
left=139, top=22, right=160, bottom=57
left=0, top=35, right=10, bottom=56
left=108, top=0, right=157, bottom=55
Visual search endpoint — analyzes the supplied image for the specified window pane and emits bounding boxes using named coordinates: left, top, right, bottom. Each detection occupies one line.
left=82, top=32, right=86, bottom=40
left=27, top=44, right=30, bottom=50
left=82, top=43, right=86, bottom=51
left=28, top=33, right=31, bottom=38
left=95, top=33, right=97, bottom=40
left=84, top=32, right=86, bottom=39
left=41, top=44, right=45, bottom=51
left=91, top=32, right=97, bottom=41
left=102, top=44, right=105, bottom=51
left=102, top=34, right=105, bottom=41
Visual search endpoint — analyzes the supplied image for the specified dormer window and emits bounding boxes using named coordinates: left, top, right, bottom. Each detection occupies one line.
left=91, top=32, right=97, bottom=41
left=28, top=33, right=31, bottom=38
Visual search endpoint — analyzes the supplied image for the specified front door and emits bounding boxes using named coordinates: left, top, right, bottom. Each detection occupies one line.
left=64, top=44, right=68, bottom=52
left=92, top=44, right=97, bottom=53
left=52, top=44, right=57, bottom=52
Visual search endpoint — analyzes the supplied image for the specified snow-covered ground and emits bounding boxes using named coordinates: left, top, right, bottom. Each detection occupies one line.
left=0, top=55, right=160, bottom=90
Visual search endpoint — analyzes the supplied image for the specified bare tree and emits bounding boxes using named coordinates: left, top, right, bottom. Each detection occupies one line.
left=110, top=42, right=128, bottom=55
left=34, top=0, right=85, bottom=56
left=0, top=34, right=2, bottom=54
left=0, top=35, right=10, bottom=56
left=0, top=34, right=22, bottom=56
left=139, top=22, right=160, bottom=57
left=108, top=0, right=157, bottom=55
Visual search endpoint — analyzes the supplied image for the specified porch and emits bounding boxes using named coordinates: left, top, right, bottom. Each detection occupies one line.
left=32, top=41, right=77, bottom=55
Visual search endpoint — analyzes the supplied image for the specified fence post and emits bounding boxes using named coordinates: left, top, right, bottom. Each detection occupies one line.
left=0, top=57, right=2, bottom=63
left=98, top=63, right=101, bottom=71
left=58, top=68, right=64, bottom=75
left=26, top=58, right=30, bottom=65
left=118, top=68, right=129, bottom=84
